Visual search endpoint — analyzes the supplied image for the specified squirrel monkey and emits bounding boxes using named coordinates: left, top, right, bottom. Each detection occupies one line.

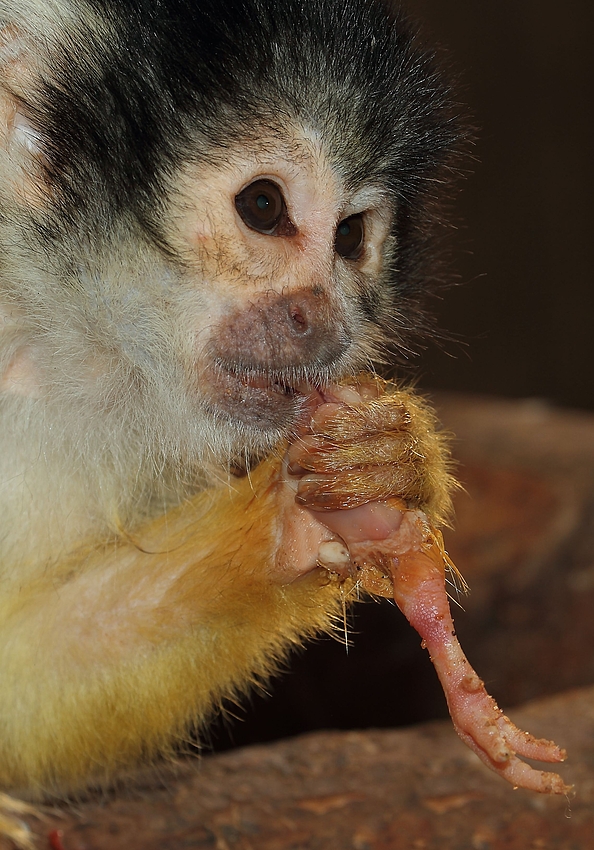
left=0, top=0, right=464, bottom=844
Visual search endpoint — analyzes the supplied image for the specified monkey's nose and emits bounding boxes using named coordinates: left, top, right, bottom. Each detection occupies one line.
left=214, top=288, right=350, bottom=370
left=288, top=301, right=308, bottom=333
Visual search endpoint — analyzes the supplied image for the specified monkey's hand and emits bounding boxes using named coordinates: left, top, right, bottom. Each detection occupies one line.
left=288, top=375, right=454, bottom=527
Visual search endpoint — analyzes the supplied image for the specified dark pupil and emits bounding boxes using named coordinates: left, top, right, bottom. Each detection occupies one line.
left=235, top=180, right=285, bottom=234
left=335, top=214, right=364, bottom=260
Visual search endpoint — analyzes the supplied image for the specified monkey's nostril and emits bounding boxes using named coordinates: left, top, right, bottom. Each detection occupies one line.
left=289, top=304, right=308, bottom=332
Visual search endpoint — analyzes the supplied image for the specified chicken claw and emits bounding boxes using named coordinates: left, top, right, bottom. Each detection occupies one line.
left=318, top=498, right=571, bottom=794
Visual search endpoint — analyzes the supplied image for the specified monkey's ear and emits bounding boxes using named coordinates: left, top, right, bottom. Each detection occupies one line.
left=0, top=25, right=49, bottom=201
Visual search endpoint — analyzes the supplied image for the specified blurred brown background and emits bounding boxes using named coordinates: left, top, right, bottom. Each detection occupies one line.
left=406, top=0, right=594, bottom=411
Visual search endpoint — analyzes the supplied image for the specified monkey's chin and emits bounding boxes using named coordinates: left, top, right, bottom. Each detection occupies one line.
left=201, top=365, right=319, bottom=433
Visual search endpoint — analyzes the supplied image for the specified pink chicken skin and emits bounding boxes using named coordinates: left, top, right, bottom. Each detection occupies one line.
left=289, top=383, right=571, bottom=795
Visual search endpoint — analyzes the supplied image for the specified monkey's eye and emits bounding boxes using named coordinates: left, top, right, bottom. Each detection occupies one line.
left=335, top=214, right=365, bottom=260
left=235, top=180, right=287, bottom=235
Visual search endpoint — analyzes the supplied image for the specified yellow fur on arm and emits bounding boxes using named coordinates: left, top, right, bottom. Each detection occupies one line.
left=0, top=457, right=342, bottom=799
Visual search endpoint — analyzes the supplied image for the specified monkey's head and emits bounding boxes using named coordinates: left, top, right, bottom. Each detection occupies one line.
left=0, top=0, right=461, bottom=485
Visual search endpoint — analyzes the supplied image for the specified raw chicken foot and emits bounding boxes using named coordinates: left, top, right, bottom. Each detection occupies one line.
left=342, top=505, right=570, bottom=794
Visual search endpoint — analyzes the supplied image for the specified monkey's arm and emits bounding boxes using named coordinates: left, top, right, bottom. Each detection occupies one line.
left=0, top=455, right=341, bottom=799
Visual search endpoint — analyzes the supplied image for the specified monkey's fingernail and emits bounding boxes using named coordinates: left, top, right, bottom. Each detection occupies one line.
left=287, top=456, right=323, bottom=475
left=295, top=490, right=333, bottom=507
left=296, top=474, right=329, bottom=493
left=323, top=386, right=363, bottom=405
left=310, top=403, right=345, bottom=432
left=287, top=461, right=307, bottom=475
left=286, top=436, right=325, bottom=473
left=296, top=490, right=345, bottom=510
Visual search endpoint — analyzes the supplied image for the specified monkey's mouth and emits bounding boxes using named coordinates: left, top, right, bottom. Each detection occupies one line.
left=202, top=363, right=320, bottom=430
left=237, top=370, right=303, bottom=397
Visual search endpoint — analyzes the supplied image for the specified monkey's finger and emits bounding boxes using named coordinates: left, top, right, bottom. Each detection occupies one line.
left=309, top=396, right=411, bottom=441
left=323, top=376, right=384, bottom=405
left=288, top=431, right=417, bottom=474
left=296, top=465, right=418, bottom=510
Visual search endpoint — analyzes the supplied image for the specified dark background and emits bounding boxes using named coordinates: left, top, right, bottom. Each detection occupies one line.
left=405, top=0, right=594, bottom=411
left=210, top=1, right=594, bottom=752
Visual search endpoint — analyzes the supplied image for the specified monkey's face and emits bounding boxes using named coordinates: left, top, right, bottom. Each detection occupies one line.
left=168, top=127, right=394, bottom=436
left=0, top=116, right=396, bottom=469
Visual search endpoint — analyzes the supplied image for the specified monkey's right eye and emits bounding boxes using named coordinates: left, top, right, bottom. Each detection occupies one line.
left=235, top=180, right=287, bottom=235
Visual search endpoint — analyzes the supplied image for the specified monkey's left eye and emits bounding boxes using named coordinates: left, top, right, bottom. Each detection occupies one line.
left=335, top=214, right=364, bottom=260
left=235, top=180, right=287, bottom=235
